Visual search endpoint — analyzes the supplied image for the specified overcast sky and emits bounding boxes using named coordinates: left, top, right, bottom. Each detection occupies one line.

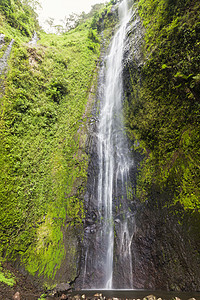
left=37, top=0, right=107, bottom=31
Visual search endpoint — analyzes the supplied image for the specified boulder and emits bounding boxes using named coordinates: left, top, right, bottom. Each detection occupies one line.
left=13, top=292, right=20, bottom=300
left=52, top=282, right=71, bottom=297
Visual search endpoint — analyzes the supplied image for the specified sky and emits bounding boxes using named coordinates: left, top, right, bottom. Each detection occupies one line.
left=37, top=0, right=107, bottom=31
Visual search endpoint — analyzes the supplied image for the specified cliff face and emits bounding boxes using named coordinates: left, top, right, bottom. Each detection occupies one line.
left=1, top=0, right=200, bottom=295
left=125, top=0, right=200, bottom=211
left=122, top=0, right=200, bottom=291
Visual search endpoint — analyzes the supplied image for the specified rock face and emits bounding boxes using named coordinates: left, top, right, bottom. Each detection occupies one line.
left=131, top=203, right=200, bottom=290
left=53, top=224, right=83, bottom=285
left=51, top=282, right=71, bottom=297
left=74, top=54, right=105, bottom=288
left=75, top=2, right=200, bottom=292
left=122, top=6, right=200, bottom=292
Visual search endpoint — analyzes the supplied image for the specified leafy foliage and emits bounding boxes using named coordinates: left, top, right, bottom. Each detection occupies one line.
left=0, top=0, right=38, bottom=37
left=90, top=1, right=118, bottom=32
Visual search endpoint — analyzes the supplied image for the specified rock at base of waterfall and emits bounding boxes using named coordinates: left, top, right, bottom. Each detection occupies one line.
left=143, top=295, right=156, bottom=300
left=61, top=294, right=68, bottom=299
left=51, top=282, right=71, bottom=296
left=13, top=292, right=20, bottom=300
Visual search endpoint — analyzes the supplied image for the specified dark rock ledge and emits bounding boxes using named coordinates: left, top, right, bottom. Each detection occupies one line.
left=45, top=291, right=199, bottom=300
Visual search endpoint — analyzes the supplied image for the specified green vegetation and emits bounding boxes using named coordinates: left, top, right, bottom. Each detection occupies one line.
left=0, top=0, right=118, bottom=287
left=1, top=0, right=199, bottom=292
left=38, top=294, right=47, bottom=300
left=0, top=27, right=98, bottom=277
left=0, top=262, right=16, bottom=286
left=90, top=0, right=118, bottom=47
left=0, top=0, right=115, bottom=286
left=126, top=0, right=200, bottom=211
left=0, top=0, right=39, bottom=40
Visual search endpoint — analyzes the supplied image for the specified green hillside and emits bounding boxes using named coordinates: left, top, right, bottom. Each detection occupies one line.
left=0, top=0, right=117, bottom=291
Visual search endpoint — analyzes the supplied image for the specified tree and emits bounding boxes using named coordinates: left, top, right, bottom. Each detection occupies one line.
left=21, top=0, right=41, bottom=10
left=63, top=13, right=80, bottom=31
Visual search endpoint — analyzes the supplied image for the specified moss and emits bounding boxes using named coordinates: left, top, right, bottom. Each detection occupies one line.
left=0, top=0, right=104, bottom=284
left=38, top=294, right=47, bottom=300
left=0, top=261, right=16, bottom=286
left=125, top=0, right=200, bottom=211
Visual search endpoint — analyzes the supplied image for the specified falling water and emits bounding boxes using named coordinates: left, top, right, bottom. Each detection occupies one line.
left=28, top=31, right=39, bottom=46
left=0, top=34, right=5, bottom=50
left=0, top=38, right=14, bottom=100
left=0, top=39, right=14, bottom=75
left=80, top=0, right=135, bottom=290
left=97, top=0, right=132, bottom=289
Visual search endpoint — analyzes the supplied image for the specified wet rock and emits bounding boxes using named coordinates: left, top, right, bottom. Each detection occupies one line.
left=94, top=293, right=101, bottom=297
left=52, top=282, right=71, bottom=296
left=85, top=218, right=94, bottom=225
left=73, top=295, right=81, bottom=300
left=123, top=10, right=144, bottom=68
left=85, top=226, right=91, bottom=233
left=90, top=226, right=96, bottom=233
left=93, top=293, right=105, bottom=300
left=143, top=296, right=156, bottom=300
left=0, top=34, right=5, bottom=49
left=122, top=0, right=200, bottom=293
left=85, top=211, right=98, bottom=226
left=13, top=292, right=20, bottom=300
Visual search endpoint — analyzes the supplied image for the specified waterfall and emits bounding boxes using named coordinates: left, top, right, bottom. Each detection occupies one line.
left=0, top=34, right=5, bottom=50
left=29, top=31, right=38, bottom=46
left=97, top=0, right=132, bottom=289
left=80, top=0, right=135, bottom=290
left=0, top=39, right=14, bottom=76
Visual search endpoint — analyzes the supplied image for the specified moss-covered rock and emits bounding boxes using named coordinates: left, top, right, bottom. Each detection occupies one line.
left=125, top=0, right=200, bottom=213
left=123, top=0, right=200, bottom=291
